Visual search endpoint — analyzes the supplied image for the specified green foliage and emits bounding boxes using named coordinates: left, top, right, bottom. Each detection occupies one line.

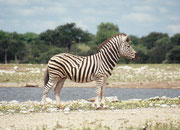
left=96, top=22, right=119, bottom=44
left=133, top=44, right=148, bottom=63
left=148, top=37, right=172, bottom=63
left=141, top=32, right=169, bottom=49
left=166, top=46, right=180, bottom=63
left=22, top=32, right=39, bottom=44
left=40, top=23, right=91, bottom=51
left=171, top=33, right=180, bottom=46
left=0, top=30, right=11, bottom=63
left=129, top=35, right=139, bottom=45
left=0, top=23, right=180, bottom=64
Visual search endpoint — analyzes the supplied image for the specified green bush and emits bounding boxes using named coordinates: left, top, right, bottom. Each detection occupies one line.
left=166, top=46, right=180, bottom=63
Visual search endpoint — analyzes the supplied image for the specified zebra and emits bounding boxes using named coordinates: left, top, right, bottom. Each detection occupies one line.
left=41, top=33, right=138, bottom=109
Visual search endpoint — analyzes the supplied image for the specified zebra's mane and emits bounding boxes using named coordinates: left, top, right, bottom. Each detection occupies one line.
left=98, top=33, right=130, bottom=51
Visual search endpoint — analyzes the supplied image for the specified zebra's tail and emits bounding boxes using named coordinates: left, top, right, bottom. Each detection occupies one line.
left=44, top=66, right=49, bottom=86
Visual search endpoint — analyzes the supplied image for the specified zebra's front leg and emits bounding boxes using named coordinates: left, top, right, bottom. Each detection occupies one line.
left=95, top=77, right=104, bottom=108
left=100, top=78, right=107, bottom=107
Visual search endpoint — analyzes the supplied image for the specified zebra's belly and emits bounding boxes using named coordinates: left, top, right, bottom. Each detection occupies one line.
left=69, top=76, right=94, bottom=83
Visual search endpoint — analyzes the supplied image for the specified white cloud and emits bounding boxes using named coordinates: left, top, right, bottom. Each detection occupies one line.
left=123, top=13, right=157, bottom=23
left=168, top=25, right=180, bottom=34
left=83, top=7, right=115, bottom=16
left=159, top=7, right=168, bottom=13
left=169, top=15, right=180, bottom=21
left=0, top=0, right=29, bottom=6
left=133, top=6, right=153, bottom=12
left=22, top=20, right=57, bottom=33
left=15, top=5, right=66, bottom=16
left=61, top=18, right=88, bottom=31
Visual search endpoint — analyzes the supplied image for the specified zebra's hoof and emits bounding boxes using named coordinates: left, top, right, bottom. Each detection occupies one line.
left=96, top=106, right=102, bottom=110
left=57, top=104, right=65, bottom=109
left=93, top=103, right=102, bottom=110
left=42, top=105, right=47, bottom=110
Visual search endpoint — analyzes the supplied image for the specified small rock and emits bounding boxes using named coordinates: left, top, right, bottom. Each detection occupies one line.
left=46, top=98, right=53, bottom=103
left=88, top=97, right=96, bottom=102
left=64, top=107, right=70, bottom=111
left=105, top=96, right=119, bottom=102
left=155, top=104, right=160, bottom=107
left=129, top=99, right=142, bottom=102
left=0, top=101, right=7, bottom=104
left=178, top=96, right=180, bottom=99
left=64, top=107, right=70, bottom=114
left=172, top=97, right=179, bottom=100
left=149, top=103, right=153, bottom=107
left=10, top=100, right=19, bottom=104
left=171, top=105, right=177, bottom=107
left=0, top=112, right=4, bottom=116
left=78, top=99, right=89, bottom=104
left=149, top=96, right=160, bottom=101
left=47, top=108, right=58, bottom=112
left=161, top=96, right=168, bottom=100
left=110, top=106, right=115, bottom=109
left=20, top=110, right=28, bottom=114
left=161, top=104, right=169, bottom=108
left=28, top=108, right=35, bottom=112
left=7, top=110, right=15, bottom=113
left=14, top=66, right=18, bottom=70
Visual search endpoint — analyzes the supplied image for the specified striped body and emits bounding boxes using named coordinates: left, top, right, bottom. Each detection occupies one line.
left=48, top=53, right=99, bottom=83
left=41, top=33, right=138, bottom=109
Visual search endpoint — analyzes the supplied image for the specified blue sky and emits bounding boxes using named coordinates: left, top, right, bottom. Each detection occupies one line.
left=0, top=0, right=180, bottom=37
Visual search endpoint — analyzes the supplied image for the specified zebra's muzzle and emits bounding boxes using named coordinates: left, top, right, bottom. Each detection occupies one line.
left=132, top=53, right=138, bottom=61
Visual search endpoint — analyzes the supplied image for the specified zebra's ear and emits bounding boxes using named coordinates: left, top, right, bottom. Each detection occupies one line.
left=122, top=35, right=130, bottom=42
left=125, top=36, right=130, bottom=42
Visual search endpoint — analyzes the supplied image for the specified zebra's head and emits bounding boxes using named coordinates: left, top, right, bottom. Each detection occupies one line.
left=119, top=34, right=138, bottom=61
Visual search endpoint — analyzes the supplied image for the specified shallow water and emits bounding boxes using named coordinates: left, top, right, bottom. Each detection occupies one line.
left=0, top=87, right=180, bottom=102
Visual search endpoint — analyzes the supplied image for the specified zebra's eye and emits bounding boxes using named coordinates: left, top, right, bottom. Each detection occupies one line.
left=127, top=45, right=130, bottom=48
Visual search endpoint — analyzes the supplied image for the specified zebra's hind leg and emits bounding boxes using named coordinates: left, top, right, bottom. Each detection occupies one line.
left=41, top=78, right=58, bottom=109
left=54, top=78, right=66, bottom=109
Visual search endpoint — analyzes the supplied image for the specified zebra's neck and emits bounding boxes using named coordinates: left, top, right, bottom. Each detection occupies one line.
left=96, top=45, right=120, bottom=75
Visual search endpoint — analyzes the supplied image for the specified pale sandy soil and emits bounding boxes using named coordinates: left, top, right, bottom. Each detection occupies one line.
left=0, top=108, right=180, bottom=130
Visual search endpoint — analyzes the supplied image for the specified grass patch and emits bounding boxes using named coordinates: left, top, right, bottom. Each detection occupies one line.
left=127, top=120, right=180, bottom=130
left=0, top=97, right=179, bottom=114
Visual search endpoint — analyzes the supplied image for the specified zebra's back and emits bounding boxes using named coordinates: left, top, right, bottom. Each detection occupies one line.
left=48, top=53, right=98, bottom=83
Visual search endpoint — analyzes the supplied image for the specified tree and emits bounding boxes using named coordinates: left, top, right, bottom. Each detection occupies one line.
left=129, top=35, right=139, bottom=45
left=148, top=37, right=172, bottom=63
left=22, top=32, right=39, bottom=44
left=40, top=23, right=91, bottom=51
left=141, top=32, right=169, bottom=49
left=55, top=23, right=91, bottom=50
left=166, top=46, right=180, bottom=63
left=96, top=22, right=119, bottom=44
left=39, top=30, right=54, bottom=45
left=133, top=44, right=148, bottom=63
left=171, top=33, right=180, bottom=46
left=0, top=30, right=10, bottom=63
left=9, top=32, right=25, bottom=63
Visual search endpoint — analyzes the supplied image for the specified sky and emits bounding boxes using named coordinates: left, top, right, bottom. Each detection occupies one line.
left=0, top=0, right=180, bottom=37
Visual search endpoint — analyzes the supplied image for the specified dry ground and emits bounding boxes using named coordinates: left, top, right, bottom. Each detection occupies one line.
left=0, top=108, right=180, bottom=130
